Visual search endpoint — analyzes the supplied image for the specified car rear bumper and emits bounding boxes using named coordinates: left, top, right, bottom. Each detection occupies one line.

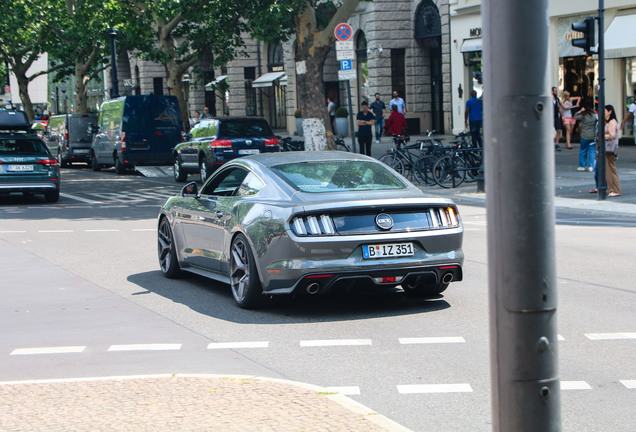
left=0, top=182, right=59, bottom=193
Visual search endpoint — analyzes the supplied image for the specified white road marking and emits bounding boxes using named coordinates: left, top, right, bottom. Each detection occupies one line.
left=399, top=337, right=465, bottom=344
left=585, top=332, right=636, bottom=340
left=132, top=228, right=156, bottom=232
left=11, top=346, right=86, bottom=355
left=397, top=383, right=473, bottom=394
left=300, top=339, right=372, bottom=347
left=0, top=230, right=27, bottom=234
left=620, top=380, right=636, bottom=389
left=37, top=230, right=73, bottom=233
left=560, top=381, right=592, bottom=390
left=60, top=193, right=102, bottom=204
left=207, top=341, right=269, bottom=349
left=325, top=386, right=361, bottom=395
left=85, top=229, right=120, bottom=232
left=108, top=344, right=182, bottom=352
left=558, top=335, right=565, bottom=341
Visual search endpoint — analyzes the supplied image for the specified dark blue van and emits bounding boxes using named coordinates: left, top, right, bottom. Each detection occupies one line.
left=91, top=95, right=183, bottom=174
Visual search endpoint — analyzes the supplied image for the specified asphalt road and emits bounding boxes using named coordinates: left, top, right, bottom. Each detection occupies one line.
left=1, top=165, right=635, bottom=431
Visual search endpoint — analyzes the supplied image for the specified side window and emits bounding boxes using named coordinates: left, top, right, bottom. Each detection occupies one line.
left=201, top=167, right=249, bottom=196
left=236, top=172, right=264, bottom=197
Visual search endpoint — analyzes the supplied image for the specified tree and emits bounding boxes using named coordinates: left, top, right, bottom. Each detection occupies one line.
left=0, top=0, right=72, bottom=120
left=124, top=0, right=255, bottom=129
left=247, top=0, right=363, bottom=151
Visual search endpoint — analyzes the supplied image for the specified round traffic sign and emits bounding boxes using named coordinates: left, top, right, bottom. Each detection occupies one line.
left=334, top=23, right=353, bottom=41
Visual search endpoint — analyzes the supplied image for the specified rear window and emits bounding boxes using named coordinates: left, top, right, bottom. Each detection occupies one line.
left=0, top=139, right=49, bottom=155
left=122, top=96, right=182, bottom=133
left=69, top=116, right=95, bottom=141
left=271, top=160, right=406, bottom=193
left=219, top=119, right=273, bottom=138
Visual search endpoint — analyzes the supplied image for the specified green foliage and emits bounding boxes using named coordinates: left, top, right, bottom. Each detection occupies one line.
left=335, top=107, right=349, bottom=117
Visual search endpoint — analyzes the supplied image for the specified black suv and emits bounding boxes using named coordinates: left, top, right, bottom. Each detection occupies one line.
left=172, top=117, right=280, bottom=182
left=0, top=110, right=61, bottom=202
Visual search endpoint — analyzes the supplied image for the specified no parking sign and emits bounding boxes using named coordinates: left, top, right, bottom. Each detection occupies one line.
left=334, top=23, right=353, bottom=42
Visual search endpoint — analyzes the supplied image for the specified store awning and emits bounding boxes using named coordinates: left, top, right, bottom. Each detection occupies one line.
left=604, top=14, right=636, bottom=59
left=460, top=38, right=482, bottom=53
left=252, top=71, right=286, bottom=88
left=204, top=75, right=227, bottom=90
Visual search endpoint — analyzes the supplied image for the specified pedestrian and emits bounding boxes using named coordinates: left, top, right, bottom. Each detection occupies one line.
left=552, top=87, right=564, bottom=151
left=383, top=105, right=407, bottom=137
left=193, top=111, right=201, bottom=124
left=574, top=100, right=597, bottom=172
left=356, top=101, right=375, bottom=156
left=389, top=90, right=406, bottom=114
left=200, top=106, right=212, bottom=119
left=620, top=88, right=636, bottom=145
left=369, top=93, right=386, bottom=144
left=464, top=90, right=483, bottom=147
left=560, top=91, right=580, bottom=149
left=604, top=104, right=622, bottom=197
left=327, top=97, right=336, bottom=134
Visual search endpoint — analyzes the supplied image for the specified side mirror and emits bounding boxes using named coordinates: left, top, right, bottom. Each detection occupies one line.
left=181, top=182, right=198, bottom=197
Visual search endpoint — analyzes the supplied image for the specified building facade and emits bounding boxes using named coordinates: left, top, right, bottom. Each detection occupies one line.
left=449, top=0, right=636, bottom=139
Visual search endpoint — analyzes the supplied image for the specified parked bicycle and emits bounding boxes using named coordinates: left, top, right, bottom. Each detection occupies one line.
left=334, top=136, right=351, bottom=152
left=379, top=134, right=438, bottom=184
left=432, top=134, right=482, bottom=188
left=278, top=136, right=305, bottom=152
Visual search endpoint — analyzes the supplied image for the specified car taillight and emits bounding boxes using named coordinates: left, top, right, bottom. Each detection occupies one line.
left=291, top=214, right=336, bottom=236
left=37, top=159, right=58, bottom=167
left=265, top=138, right=279, bottom=146
left=429, top=207, right=460, bottom=228
left=210, top=139, right=232, bottom=148
left=121, top=131, right=127, bottom=151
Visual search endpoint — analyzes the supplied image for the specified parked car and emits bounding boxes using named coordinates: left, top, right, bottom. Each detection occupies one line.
left=173, top=117, right=280, bottom=183
left=157, top=151, right=463, bottom=309
left=91, top=95, right=183, bottom=174
left=46, top=113, right=98, bottom=167
left=0, top=110, right=60, bottom=202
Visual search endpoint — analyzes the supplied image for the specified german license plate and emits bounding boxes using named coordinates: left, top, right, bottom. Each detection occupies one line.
left=7, top=165, right=34, bottom=172
left=238, top=149, right=260, bottom=155
left=363, top=243, right=414, bottom=259
left=73, top=149, right=89, bottom=154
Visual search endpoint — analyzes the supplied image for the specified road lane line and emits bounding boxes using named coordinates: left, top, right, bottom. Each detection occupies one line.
left=132, top=228, right=156, bottom=232
left=325, top=386, right=361, bottom=395
left=85, top=229, right=120, bottom=232
left=0, top=231, right=27, bottom=234
left=207, top=341, right=269, bottom=349
left=38, top=230, right=73, bottom=233
left=108, top=344, right=182, bottom=352
left=300, top=339, right=372, bottom=347
left=397, top=383, right=473, bottom=394
left=560, top=381, right=592, bottom=390
left=399, top=337, right=465, bottom=344
left=60, top=193, right=102, bottom=204
left=620, top=380, right=636, bottom=389
left=11, top=346, right=86, bottom=355
left=585, top=332, right=636, bottom=340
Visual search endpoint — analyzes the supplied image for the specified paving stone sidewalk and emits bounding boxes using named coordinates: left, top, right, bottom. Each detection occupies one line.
left=0, top=375, right=408, bottom=432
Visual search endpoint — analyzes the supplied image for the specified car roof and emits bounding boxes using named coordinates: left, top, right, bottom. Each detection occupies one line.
left=238, top=150, right=374, bottom=168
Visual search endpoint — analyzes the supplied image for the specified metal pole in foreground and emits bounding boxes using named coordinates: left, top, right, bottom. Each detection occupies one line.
left=597, top=0, right=607, bottom=200
left=109, top=28, right=120, bottom=99
left=483, top=0, right=561, bottom=430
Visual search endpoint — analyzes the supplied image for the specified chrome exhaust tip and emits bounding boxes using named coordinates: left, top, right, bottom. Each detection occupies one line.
left=442, top=272, right=454, bottom=284
left=306, top=282, right=320, bottom=295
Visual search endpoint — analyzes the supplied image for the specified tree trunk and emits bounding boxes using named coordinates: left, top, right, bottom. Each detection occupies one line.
left=75, top=64, right=89, bottom=114
left=15, top=70, right=35, bottom=121
left=165, top=62, right=189, bottom=132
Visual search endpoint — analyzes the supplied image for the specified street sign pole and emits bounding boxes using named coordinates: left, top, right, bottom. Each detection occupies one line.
left=346, top=80, right=356, bottom=153
left=483, top=0, right=561, bottom=430
left=597, top=0, right=607, bottom=200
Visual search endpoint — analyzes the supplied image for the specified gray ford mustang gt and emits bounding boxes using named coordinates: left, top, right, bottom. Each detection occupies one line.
left=157, top=151, right=464, bottom=309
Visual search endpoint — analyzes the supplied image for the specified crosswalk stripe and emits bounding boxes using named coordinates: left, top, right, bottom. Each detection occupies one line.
left=11, top=346, right=86, bottom=355
left=585, top=332, right=636, bottom=340
left=108, top=344, right=182, bottom=352
left=207, top=341, right=269, bottom=349
left=399, top=337, right=465, bottom=344
left=397, top=383, right=473, bottom=394
left=300, top=339, right=372, bottom=347
left=560, top=381, right=592, bottom=390
left=619, top=380, right=636, bottom=389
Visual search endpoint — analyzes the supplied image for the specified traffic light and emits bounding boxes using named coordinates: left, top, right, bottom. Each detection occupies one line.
left=571, top=17, right=596, bottom=55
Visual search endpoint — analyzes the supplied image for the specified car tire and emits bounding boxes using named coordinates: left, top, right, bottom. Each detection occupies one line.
left=115, top=156, right=126, bottom=175
left=157, top=217, right=182, bottom=278
left=402, top=275, right=448, bottom=298
left=199, top=156, right=210, bottom=182
left=230, top=233, right=266, bottom=309
left=44, top=189, right=60, bottom=203
left=57, top=149, right=68, bottom=168
left=91, top=153, right=101, bottom=171
left=174, top=156, right=187, bottom=182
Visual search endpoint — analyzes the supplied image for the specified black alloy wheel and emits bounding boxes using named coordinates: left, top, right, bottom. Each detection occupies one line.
left=200, top=157, right=210, bottom=182
left=174, top=156, right=187, bottom=182
left=230, top=234, right=266, bottom=309
left=91, top=152, right=101, bottom=171
left=158, top=217, right=182, bottom=278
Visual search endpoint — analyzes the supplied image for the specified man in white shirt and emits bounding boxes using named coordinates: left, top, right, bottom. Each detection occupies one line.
left=620, top=89, right=636, bottom=145
left=389, top=90, right=406, bottom=114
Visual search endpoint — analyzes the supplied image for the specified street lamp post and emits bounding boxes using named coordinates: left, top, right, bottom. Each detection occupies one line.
left=109, top=28, right=120, bottom=98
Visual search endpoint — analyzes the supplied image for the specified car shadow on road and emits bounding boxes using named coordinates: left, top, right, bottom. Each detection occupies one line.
left=127, top=270, right=451, bottom=324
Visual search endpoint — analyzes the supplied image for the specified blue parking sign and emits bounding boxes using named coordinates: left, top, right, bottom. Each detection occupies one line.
left=340, top=60, right=352, bottom=71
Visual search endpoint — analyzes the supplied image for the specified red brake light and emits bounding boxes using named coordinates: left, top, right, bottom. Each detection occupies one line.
left=381, top=276, right=397, bottom=283
left=37, top=159, right=58, bottom=167
left=121, top=131, right=127, bottom=151
left=265, top=138, right=279, bottom=146
left=210, top=139, right=232, bottom=148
